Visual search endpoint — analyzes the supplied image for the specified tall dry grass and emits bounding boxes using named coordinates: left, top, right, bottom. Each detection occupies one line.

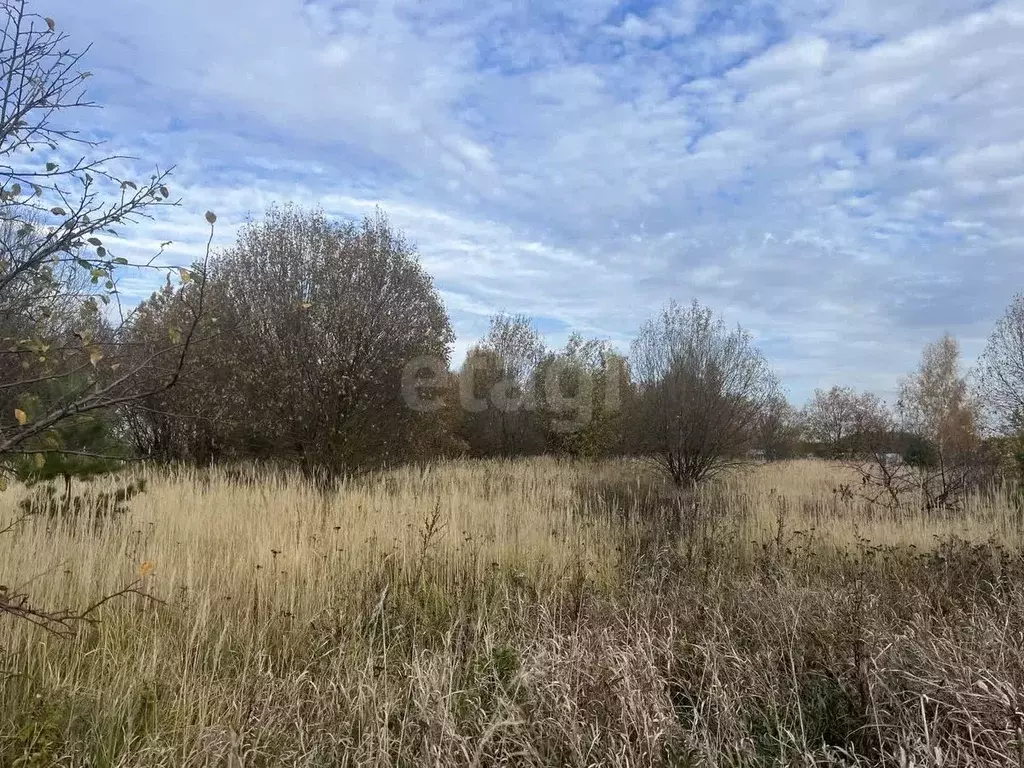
left=2, top=458, right=1024, bottom=766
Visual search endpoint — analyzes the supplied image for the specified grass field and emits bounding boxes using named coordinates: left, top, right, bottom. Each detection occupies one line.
left=2, top=458, right=1024, bottom=766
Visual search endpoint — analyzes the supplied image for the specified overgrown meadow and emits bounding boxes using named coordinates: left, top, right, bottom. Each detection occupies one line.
left=3, top=459, right=1024, bottom=766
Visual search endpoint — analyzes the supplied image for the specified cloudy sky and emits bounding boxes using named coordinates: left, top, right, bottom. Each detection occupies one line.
left=41, top=0, right=1024, bottom=403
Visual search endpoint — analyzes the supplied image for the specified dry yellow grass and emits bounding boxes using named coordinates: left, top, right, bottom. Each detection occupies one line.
left=2, top=458, right=1023, bottom=765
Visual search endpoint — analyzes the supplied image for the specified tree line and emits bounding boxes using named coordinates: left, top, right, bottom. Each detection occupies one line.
left=3, top=0, right=1024, bottom=506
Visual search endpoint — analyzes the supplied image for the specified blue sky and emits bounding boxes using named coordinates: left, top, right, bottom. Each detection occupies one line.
left=41, top=0, right=1024, bottom=404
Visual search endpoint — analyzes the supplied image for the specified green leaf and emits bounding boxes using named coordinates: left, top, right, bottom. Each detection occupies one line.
left=96, top=246, right=106, bottom=257
left=113, top=257, right=129, bottom=265
left=45, top=162, right=57, bottom=172
left=10, top=183, right=20, bottom=196
left=50, top=207, right=66, bottom=216
left=205, top=211, right=217, bottom=224
left=159, top=186, right=170, bottom=198
left=88, top=237, right=102, bottom=246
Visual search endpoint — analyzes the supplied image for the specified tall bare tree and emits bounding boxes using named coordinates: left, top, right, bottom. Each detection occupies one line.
left=630, top=299, right=778, bottom=488
left=977, top=293, right=1024, bottom=435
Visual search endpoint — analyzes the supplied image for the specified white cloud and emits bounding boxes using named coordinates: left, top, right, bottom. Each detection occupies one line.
left=605, top=14, right=667, bottom=42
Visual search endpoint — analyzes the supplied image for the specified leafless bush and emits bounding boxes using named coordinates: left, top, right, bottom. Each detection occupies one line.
left=630, top=299, right=779, bottom=488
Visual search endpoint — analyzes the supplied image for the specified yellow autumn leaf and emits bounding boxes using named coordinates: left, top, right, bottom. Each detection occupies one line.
left=14, top=408, right=27, bottom=426
left=139, top=561, right=155, bottom=578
